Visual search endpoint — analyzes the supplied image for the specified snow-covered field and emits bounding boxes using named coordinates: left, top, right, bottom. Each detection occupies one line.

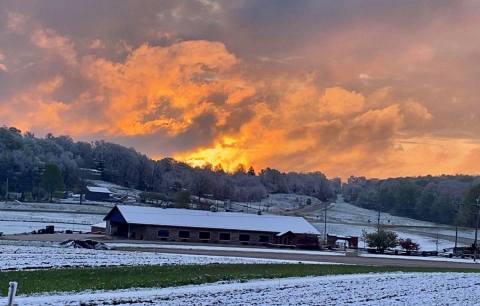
left=319, top=222, right=456, bottom=251
left=229, top=194, right=474, bottom=251
left=0, top=245, right=326, bottom=271
left=6, top=272, right=480, bottom=305
left=0, top=210, right=104, bottom=235
left=231, top=194, right=475, bottom=252
left=1, top=193, right=476, bottom=253
left=108, top=242, right=345, bottom=256
left=87, top=180, right=142, bottom=198
left=303, top=198, right=475, bottom=251
left=230, top=193, right=321, bottom=214
left=325, top=200, right=476, bottom=240
left=109, top=242, right=480, bottom=264
left=0, top=221, right=92, bottom=235
left=325, top=199, right=436, bottom=227
left=0, top=201, right=112, bottom=213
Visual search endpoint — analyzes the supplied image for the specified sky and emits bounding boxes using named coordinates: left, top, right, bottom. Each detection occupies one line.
left=1, top=0, right=480, bottom=179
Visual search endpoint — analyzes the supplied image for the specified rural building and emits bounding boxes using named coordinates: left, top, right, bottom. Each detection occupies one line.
left=327, top=234, right=359, bottom=249
left=91, top=222, right=107, bottom=234
left=85, top=186, right=112, bottom=201
left=104, top=205, right=321, bottom=248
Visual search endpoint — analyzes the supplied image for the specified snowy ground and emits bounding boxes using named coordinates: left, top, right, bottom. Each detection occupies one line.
left=230, top=194, right=474, bottom=251
left=319, top=222, right=456, bottom=251
left=229, top=193, right=321, bottom=214
left=2, top=193, right=477, bottom=252
left=0, top=244, right=328, bottom=271
left=300, top=197, right=476, bottom=251
left=0, top=221, right=92, bottom=235
left=6, top=272, right=480, bottom=305
left=0, top=210, right=104, bottom=235
left=109, top=242, right=479, bottom=264
left=108, top=242, right=345, bottom=256
left=231, top=194, right=475, bottom=250
left=0, top=201, right=113, bottom=213
left=87, top=180, right=142, bottom=199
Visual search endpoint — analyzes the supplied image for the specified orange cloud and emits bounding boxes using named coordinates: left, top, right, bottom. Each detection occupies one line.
left=174, top=73, right=435, bottom=178
left=0, top=76, right=68, bottom=133
left=0, top=50, right=6, bottom=72
left=82, top=40, right=244, bottom=136
left=320, top=87, right=365, bottom=117
left=6, top=11, right=27, bottom=33
left=0, top=33, right=478, bottom=179
left=30, top=29, right=77, bottom=65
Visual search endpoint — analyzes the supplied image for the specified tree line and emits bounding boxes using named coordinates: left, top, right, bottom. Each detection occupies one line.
left=342, top=175, right=480, bottom=227
left=0, top=126, right=339, bottom=203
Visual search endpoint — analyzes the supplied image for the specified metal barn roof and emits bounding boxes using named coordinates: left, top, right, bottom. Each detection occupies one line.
left=106, top=205, right=320, bottom=235
left=86, top=186, right=111, bottom=194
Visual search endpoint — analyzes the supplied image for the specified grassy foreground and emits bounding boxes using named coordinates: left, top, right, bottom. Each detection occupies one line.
left=1, top=264, right=478, bottom=296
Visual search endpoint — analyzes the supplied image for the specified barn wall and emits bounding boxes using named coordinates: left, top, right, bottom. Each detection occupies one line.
left=85, top=191, right=110, bottom=201
left=126, top=224, right=276, bottom=246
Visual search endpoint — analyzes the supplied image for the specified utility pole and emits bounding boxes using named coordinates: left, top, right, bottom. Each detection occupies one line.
left=377, top=210, right=381, bottom=233
left=454, top=201, right=460, bottom=253
left=474, top=197, right=480, bottom=262
left=324, top=201, right=328, bottom=244
left=4, top=177, right=8, bottom=204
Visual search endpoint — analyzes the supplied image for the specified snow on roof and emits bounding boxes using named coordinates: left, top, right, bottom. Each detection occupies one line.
left=80, top=168, right=102, bottom=173
left=110, top=205, right=320, bottom=235
left=86, top=186, right=111, bottom=194
left=91, top=222, right=107, bottom=228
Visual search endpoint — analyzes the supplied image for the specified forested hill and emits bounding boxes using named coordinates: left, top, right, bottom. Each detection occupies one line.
left=342, top=176, right=480, bottom=227
left=0, top=126, right=339, bottom=202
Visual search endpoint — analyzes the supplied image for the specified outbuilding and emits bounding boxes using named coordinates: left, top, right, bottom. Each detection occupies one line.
left=91, top=222, right=107, bottom=234
left=104, top=205, right=320, bottom=248
left=85, top=186, right=112, bottom=201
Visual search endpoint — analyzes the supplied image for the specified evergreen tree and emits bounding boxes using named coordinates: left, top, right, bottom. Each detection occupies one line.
left=175, top=190, right=191, bottom=208
left=458, top=184, right=480, bottom=227
left=41, top=163, right=64, bottom=202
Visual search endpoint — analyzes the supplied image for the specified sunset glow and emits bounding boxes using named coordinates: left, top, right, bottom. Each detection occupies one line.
left=1, top=1, right=480, bottom=178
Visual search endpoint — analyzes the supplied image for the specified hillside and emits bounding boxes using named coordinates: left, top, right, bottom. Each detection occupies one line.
left=343, top=176, right=480, bottom=227
left=0, top=126, right=338, bottom=203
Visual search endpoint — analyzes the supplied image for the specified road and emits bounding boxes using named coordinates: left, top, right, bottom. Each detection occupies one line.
left=114, top=245, right=480, bottom=270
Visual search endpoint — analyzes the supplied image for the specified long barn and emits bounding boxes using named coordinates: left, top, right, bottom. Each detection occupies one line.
left=104, top=205, right=321, bottom=248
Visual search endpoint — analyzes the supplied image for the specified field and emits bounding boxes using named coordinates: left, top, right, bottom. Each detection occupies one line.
left=264, top=195, right=476, bottom=251
left=0, top=201, right=108, bottom=235
left=0, top=244, right=318, bottom=271
left=2, top=192, right=476, bottom=253
left=1, top=195, right=480, bottom=305
left=229, top=194, right=477, bottom=251
left=0, top=264, right=477, bottom=296
left=1, top=266, right=479, bottom=305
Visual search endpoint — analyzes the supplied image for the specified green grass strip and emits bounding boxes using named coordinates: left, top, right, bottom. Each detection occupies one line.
left=1, top=264, right=478, bottom=296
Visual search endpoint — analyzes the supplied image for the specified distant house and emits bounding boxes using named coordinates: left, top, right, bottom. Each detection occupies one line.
left=103, top=205, right=321, bottom=248
left=85, top=186, right=112, bottom=201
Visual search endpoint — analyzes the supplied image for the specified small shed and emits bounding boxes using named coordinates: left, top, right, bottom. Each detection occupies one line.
left=327, top=234, right=359, bottom=249
left=85, top=186, right=112, bottom=201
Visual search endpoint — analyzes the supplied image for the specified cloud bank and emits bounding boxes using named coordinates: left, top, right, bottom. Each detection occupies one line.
left=1, top=0, right=480, bottom=179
